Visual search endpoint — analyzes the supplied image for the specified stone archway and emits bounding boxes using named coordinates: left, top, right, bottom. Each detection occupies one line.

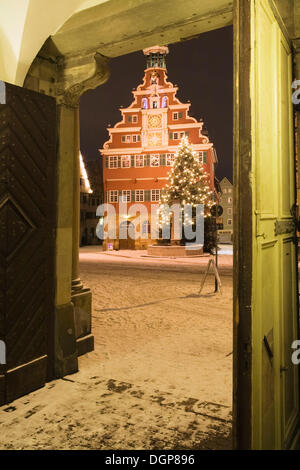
left=1, top=0, right=299, bottom=449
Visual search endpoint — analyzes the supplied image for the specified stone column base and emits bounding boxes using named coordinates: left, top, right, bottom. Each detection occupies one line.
left=54, top=302, right=78, bottom=378
left=71, top=288, right=94, bottom=356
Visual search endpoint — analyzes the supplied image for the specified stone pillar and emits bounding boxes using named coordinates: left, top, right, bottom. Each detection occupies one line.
left=71, top=107, right=93, bottom=356
left=54, top=103, right=79, bottom=378
left=24, top=45, right=110, bottom=372
left=71, top=108, right=83, bottom=293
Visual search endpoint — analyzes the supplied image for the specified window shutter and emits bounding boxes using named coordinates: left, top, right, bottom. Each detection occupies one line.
left=131, top=190, right=135, bottom=202
left=160, top=154, right=166, bottom=166
left=144, top=190, right=151, bottom=202
left=105, top=156, right=109, bottom=168
left=169, top=133, right=173, bottom=140
left=128, top=115, right=132, bottom=122
left=118, top=156, right=121, bottom=168
left=178, top=112, right=183, bottom=119
left=144, top=155, right=150, bottom=166
left=203, top=151, right=207, bottom=163
left=185, top=131, right=189, bottom=137
left=131, top=155, right=135, bottom=167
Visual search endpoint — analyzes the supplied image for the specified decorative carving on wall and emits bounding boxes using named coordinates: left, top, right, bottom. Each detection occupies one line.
left=57, top=52, right=110, bottom=108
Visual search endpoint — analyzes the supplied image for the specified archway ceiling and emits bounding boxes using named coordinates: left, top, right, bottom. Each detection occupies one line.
left=52, top=0, right=233, bottom=59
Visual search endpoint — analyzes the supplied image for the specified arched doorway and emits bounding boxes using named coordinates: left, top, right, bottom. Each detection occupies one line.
left=119, top=221, right=135, bottom=250
left=1, top=0, right=300, bottom=450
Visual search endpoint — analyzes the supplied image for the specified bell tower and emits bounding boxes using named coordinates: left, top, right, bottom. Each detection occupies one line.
left=143, top=45, right=169, bottom=70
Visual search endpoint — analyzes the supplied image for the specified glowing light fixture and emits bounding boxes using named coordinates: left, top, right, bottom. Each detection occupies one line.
left=80, top=152, right=93, bottom=194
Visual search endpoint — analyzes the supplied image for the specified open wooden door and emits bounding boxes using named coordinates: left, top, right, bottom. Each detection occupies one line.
left=234, top=0, right=300, bottom=449
left=0, top=82, right=56, bottom=404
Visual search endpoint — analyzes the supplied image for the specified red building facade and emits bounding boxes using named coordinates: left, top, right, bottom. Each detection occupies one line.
left=99, top=45, right=217, bottom=249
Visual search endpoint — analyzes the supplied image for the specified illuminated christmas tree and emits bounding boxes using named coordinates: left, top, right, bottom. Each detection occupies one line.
left=158, top=137, right=215, bottom=244
left=161, top=135, right=213, bottom=205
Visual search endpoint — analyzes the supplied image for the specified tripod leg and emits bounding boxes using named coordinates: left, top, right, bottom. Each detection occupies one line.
left=199, top=259, right=212, bottom=295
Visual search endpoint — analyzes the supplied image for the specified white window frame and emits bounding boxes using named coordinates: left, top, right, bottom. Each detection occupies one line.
left=135, top=155, right=144, bottom=167
left=135, top=190, right=144, bottom=202
left=132, top=134, right=141, bottom=143
left=173, top=132, right=179, bottom=140
left=122, top=190, right=131, bottom=202
left=109, top=190, right=118, bottom=203
left=109, top=156, right=118, bottom=168
left=150, top=154, right=160, bottom=167
left=121, top=155, right=130, bottom=168
left=126, top=135, right=131, bottom=143
left=166, top=153, right=174, bottom=166
left=151, top=189, right=160, bottom=202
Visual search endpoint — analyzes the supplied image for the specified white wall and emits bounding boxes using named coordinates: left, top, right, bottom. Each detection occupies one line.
left=0, top=0, right=107, bottom=86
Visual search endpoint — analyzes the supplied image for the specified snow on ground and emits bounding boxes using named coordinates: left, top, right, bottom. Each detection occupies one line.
left=0, top=247, right=233, bottom=450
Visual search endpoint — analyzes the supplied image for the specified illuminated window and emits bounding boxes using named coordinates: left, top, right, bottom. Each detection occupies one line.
left=142, top=98, right=148, bottom=109
left=121, top=155, right=130, bottom=168
left=199, top=151, right=207, bottom=163
left=173, top=111, right=183, bottom=120
left=151, top=189, right=160, bottom=202
left=122, top=190, right=131, bottom=202
left=128, top=115, right=138, bottom=123
left=109, top=156, right=118, bottom=168
left=167, top=154, right=175, bottom=166
left=162, top=96, right=168, bottom=108
left=150, top=154, right=160, bottom=167
left=135, top=155, right=144, bottom=167
left=135, top=190, right=144, bottom=202
left=228, top=197, right=233, bottom=203
left=109, top=190, right=118, bottom=203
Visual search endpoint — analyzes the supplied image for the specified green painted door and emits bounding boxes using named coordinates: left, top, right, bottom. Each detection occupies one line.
left=235, top=0, right=299, bottom=449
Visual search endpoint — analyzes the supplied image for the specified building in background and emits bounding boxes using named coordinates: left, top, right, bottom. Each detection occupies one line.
left=217, top=176, right=233, bottom=243
left=99, top=45, right=218, bottom=249
left=80, top=155, right=103, bottom=246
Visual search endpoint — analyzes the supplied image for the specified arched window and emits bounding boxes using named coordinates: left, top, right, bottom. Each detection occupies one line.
left=162, top=96, right=168, bottom=108
left=142, top=97, right=148, bottom=109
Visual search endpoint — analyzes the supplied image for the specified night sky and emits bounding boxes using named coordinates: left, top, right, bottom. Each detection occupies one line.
left=79, top=26, right=233, bottom=181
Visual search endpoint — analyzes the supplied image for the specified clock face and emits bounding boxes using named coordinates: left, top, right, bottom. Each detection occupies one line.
left=148, top=114, right=162, bottom=128
left=147, top=132, right=162, bottom=147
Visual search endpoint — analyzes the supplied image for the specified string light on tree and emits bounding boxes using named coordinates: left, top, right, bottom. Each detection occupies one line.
left=159, top=137, right=214, bottom=228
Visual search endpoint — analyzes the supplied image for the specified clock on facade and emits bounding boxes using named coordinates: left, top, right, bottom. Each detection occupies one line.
left=148, top=114, right=162, bottom=128
left=147, top=132, right=162, bottom=147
